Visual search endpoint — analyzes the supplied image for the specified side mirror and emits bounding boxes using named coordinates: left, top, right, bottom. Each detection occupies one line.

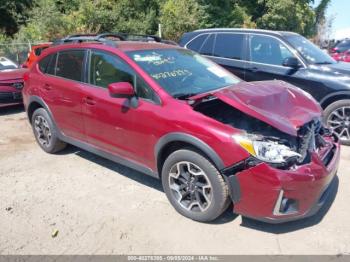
left=108, top=82, right=135, bottom=98
left=282, top=57, right=300, bottom=69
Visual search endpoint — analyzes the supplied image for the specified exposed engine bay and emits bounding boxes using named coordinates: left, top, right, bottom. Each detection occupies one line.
left=193, top=97, right=333, bottom=169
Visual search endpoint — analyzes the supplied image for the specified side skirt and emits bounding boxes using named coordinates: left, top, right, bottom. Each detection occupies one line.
left=59, top=134, right=159, bottom=179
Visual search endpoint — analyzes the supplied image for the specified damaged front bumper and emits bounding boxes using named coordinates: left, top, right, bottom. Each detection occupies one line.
left=0, top=82, right=23, bottom=107
left=224, top=139, right=340, bottom=224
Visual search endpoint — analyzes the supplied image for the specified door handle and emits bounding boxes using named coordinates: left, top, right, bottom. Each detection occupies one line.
left=43, top=84, right=52, bottom=91
left=83, top=96, right=96, bottom=105
left=249, top=67, right=259, bottom=72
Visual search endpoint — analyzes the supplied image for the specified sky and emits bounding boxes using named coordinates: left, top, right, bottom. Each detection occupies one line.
left=314, top=0, right=350, bottom=39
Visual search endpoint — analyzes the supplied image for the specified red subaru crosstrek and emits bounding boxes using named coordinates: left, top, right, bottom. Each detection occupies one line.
left=23, top=33, right=340, bottom=223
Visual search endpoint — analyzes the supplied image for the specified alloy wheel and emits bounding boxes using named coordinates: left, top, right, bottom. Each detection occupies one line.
left=34, top=115, right=52, bottom=147
left=168, top=161, right=212, bottom=212
left=327, top=106, right=350, bottom=143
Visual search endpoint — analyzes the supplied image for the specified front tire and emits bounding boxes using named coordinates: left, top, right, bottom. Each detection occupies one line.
left=161, top=149, right=229, bottom=222
left=324, top=99, right=350, bottom=145
left=31, top=108, right=67, bottom=153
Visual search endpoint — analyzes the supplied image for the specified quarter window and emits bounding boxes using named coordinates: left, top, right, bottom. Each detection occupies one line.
left=186, top=34, right=209, bottom=52
left=200, top=34, right=215, bottom=56
left=38, top=55, right=52, bottom=73
left=38, top=53, right=57, bottom=75
left=89, top=51, right=159, bottom=102
left=213, top=33, right=244, bottom=60
left=56, top=50, right=85, bottom=81
left=250, top=35, right=295, bottom=66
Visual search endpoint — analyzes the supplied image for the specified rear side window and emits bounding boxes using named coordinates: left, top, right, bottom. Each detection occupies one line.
left=186, top=34, right=209, bottom=52
left=56, top=50, right=85, bottom=81
left=213, top=33, right=244, bottom=60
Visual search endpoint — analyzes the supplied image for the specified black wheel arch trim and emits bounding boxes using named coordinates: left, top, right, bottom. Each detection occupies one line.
left=320, top=91, right=350, bottom=107
left=27, top=96, right=57, bottom=125
left=155, top=132, right=242, bottom=204
left=155, top=132, right=225, bottom=171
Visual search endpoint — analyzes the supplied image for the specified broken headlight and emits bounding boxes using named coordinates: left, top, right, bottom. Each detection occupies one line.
left=233, top=134, right=301, bottom=164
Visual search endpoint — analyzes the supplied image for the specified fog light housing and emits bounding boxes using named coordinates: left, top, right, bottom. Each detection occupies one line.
left=273, top=190, right=299, bottom=215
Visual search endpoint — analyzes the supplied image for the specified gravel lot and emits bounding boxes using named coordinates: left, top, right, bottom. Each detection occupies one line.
left=0, top=105, right=350, bottom=255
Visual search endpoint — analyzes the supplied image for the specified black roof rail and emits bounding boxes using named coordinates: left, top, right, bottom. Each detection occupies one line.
left=52, top=33, right=124, bottom=47
left=116, top=33, right=162, bottom=43
left=53, top=32, right=177, bottom=47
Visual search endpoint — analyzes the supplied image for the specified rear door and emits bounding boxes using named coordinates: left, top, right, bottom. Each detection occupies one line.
left=39, top=49, right=87, bottom=141
left=185, top=33, right=248, bottom=80
left=210, top=33, right=248, bottom=80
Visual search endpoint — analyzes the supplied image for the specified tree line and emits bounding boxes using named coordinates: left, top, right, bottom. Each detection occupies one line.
left=0, top=0, right=331, bottom=42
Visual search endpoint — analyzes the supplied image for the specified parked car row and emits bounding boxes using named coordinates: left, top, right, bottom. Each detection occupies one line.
left=179, top=29, right=350, bottom=145
left=18, top=32, right=340, bottom=224
left=330, top=39, right=350, bottom=63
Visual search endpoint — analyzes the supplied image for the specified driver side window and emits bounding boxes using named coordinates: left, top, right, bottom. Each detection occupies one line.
left=89, top=50, right=159, bottom=103
left=250, top=35, right=295, bottom=66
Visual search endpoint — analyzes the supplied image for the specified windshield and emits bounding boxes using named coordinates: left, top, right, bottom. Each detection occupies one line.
left=285, top=35, right=336, bottom=65
left=127, top=49, right=240, bottom=99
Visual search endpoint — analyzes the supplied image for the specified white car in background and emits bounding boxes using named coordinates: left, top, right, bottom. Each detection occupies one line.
left=0, top=57, right=18, bottom=71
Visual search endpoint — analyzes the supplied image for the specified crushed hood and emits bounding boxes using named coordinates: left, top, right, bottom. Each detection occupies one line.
left=195, top=80, right=322, bottom=136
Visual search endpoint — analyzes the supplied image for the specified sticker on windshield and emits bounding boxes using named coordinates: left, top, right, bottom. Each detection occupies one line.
left=133, top=52, right=175, bottom=66
left=151, top=69, right=192, bottom=80
left=133, top=54, right=162, bottom=63
left=207, top=66, right=229, bottom=78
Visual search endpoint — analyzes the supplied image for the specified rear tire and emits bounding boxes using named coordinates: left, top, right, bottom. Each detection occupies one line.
left=324, top=99, right=350, bottom=146
left=31, top=108, right=67, bottom=153
left=161, top=149, right=229, bottom=222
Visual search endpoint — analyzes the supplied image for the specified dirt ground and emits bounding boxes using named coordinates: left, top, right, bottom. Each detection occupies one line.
left=0, top=105, right=350, bottom=255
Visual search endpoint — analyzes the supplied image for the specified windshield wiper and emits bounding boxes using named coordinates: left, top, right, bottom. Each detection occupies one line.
left=173, top=93, right=198, bottom=100
left=314, top=61, right=333, bottom=65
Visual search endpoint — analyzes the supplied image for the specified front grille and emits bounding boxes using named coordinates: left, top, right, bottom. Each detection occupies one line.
left=0, top=81, right=23, bottom=90
left=0, top=92, right=22, bottom=103
left=295, top=119, right=336, bottom=166
left=297, top=120, right=317, bottom=163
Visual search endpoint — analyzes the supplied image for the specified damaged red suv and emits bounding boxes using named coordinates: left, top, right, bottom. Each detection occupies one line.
left=23, top=34, right=340, bottom=223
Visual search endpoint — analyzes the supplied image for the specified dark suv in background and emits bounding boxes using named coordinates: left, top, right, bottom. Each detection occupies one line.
left=179, top=29, right=350, bottom=145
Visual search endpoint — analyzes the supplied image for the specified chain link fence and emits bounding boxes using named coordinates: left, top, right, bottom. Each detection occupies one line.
left=0, top=42, right=44, bottom=67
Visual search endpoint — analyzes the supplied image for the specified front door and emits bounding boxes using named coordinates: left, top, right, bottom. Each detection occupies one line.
left=82, top=50, right=162, bottom=167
